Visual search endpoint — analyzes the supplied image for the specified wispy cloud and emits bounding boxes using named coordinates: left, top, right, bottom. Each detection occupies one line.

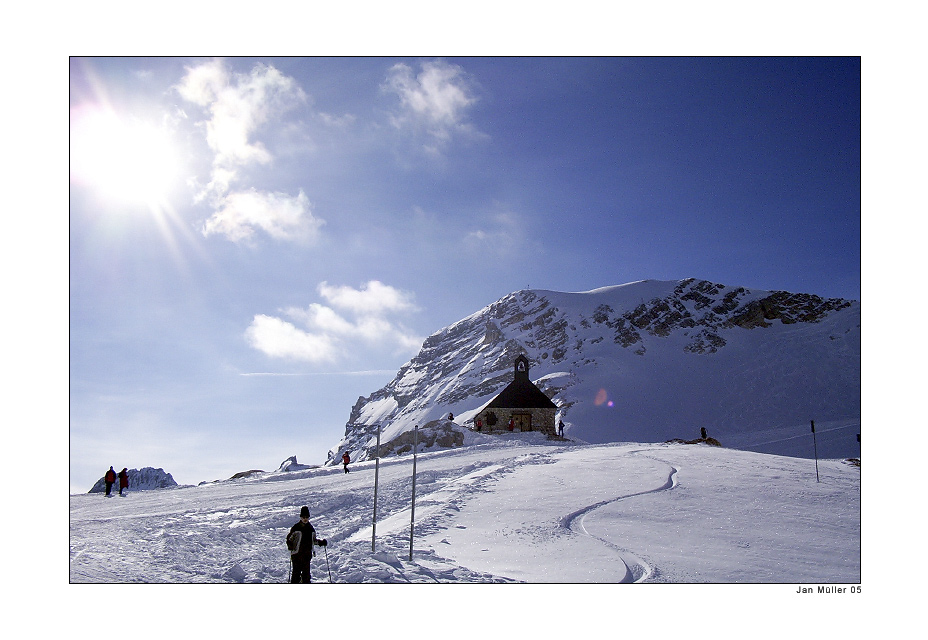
left=463, top=209, right=537, bottom=257
left=202, top=188, right=323, bottom=244
left=246, top=281, right=424, bottom=363
left=178, top=60, right=305, bottom=169
left=382, top=60, right=484, bottom=152
left=176, top=59, right=323, bottom=243
left=239, top=370, right=398, bottom=377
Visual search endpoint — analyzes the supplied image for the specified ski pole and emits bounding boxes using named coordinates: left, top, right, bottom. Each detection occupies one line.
left=324, top=544, right=333, bottom=583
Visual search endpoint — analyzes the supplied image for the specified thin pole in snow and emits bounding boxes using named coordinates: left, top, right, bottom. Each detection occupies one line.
left=409, top=425, right=419, bottom=562
left=811, top=420, right=820, bottom=483
left=372, top=424, right=381, bottom=552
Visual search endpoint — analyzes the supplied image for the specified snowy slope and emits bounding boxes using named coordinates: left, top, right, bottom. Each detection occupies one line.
left=328, top=279, right=860, bottom=465
left=69, top=435, right=860, bottom=584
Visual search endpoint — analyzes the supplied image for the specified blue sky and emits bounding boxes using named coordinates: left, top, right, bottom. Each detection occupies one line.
left=69, top=57, right=860, bottom=492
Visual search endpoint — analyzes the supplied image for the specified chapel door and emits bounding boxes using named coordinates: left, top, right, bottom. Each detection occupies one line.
left=513, top=413, right=532, bottom=432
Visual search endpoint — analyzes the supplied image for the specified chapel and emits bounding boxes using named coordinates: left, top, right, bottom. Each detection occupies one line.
left=476, top=355, right=557, bottom=436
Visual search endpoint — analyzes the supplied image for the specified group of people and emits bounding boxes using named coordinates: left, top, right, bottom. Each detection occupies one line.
left=103, top=466, right=129, bottom=496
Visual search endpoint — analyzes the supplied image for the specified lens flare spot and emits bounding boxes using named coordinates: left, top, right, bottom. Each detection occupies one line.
left=595, top=388, right=608, bottom=406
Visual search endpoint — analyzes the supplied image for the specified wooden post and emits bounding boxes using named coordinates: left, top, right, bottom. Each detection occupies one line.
left=372, top=424, right=381, bottom=551
left=409, top=425, right=418, bottom=562
left=811, top=420, right=820, bottom=483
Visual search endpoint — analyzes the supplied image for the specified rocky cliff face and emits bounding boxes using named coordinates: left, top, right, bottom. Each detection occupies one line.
left=326, top=278, right=860, bottom=464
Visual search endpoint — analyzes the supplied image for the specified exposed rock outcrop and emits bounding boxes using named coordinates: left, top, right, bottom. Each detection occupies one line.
left=326, top=278, right=859, bottom=465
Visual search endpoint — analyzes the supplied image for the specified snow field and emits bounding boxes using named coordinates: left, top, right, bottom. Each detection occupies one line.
left=70, top=436, right=859, bottom=585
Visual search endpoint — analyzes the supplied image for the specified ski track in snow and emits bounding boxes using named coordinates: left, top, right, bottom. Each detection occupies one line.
left=558, top=449, right=679, bottom=583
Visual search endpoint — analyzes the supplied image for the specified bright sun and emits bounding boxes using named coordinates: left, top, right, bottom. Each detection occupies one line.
left=70, top=106, right=184, bottom=211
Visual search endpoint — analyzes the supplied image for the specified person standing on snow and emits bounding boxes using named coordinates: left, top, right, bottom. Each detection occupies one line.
left=287, top=506, right=327, bottom=583
left=342, top=452, right=350, bottom=474
left=104, top=466, right=116, bottom=496
left=118, top=468, right=129, bottom=496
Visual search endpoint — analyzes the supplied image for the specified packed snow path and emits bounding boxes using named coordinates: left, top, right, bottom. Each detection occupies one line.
left=70, top=438, right=860, bottom=583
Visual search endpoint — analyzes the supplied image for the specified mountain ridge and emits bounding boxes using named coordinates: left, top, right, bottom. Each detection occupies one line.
left=325, top=278, right=860, bottom=465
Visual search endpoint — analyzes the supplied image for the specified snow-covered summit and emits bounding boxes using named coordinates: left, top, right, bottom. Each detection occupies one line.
left=327, top=278, right=860, bottom=465
left=276, top=455, right=319, bottom=472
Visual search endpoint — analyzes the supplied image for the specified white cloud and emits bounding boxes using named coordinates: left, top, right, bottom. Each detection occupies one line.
left=318, top=280, right=418, bottom=315
left=244, top=314, right=339, bottom=363
left=202, top=188, right=323, bottom=243
left=247, top=281, right=424, bottom=363
left=178, top=60, right=305, bottom=171
left=383, top=60, right=482, bottom=147
left=177, top=59, right=320, bottom=244
left=283, top=303, right=357, bottom=336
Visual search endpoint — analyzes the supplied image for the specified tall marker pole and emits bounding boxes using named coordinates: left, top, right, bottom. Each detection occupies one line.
left=372, top=424, right=381, bottom=552
left=409, top=425, right=419, bottom=561
left=811, top=420, right=820, bottom=483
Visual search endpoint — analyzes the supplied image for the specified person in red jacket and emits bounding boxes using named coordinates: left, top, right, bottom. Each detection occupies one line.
left=118, top=468, right=129, bottom=496
left=342, top=452, right=350, bottom=474
left=104, top=466, right=116, bottom=496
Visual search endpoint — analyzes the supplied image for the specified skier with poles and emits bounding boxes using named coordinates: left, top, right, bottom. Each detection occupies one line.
left=286, top=506, right=328, bottom=583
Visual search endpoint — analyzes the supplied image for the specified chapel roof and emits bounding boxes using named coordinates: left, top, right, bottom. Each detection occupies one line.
left=486, top=355, right=557, bottom=409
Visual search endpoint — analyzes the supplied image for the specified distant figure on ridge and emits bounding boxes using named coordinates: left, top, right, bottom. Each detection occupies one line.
left=701, top=427, right=708, bottom=440
left=118, top=468, right=129, bottom=496
left=342, top=452, right=350, bottom=474
left=104, top=466, right=116, bottom=497
left=286, top=506, right=327, bottom=583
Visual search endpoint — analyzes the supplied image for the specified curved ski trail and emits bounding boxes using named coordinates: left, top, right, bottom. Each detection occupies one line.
left=560, top=451, right=679, bottom=583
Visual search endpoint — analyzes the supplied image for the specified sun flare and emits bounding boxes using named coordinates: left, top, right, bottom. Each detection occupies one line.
left=70, top=106, right=184, bottom=210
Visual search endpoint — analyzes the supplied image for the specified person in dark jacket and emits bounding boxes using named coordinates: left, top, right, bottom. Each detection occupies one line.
left=104, top=466, right=116, bottom=496
left=288, top=506, right=327, bottom=583
left=342, top=452, right=350, bottom=474
left=118, top=468, right=129, bottom=495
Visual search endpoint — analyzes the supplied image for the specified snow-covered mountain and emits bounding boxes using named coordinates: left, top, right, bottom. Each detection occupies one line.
left=327, top=278, right=860, bottom=465
left=88, top=467, right=178, bottom=493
